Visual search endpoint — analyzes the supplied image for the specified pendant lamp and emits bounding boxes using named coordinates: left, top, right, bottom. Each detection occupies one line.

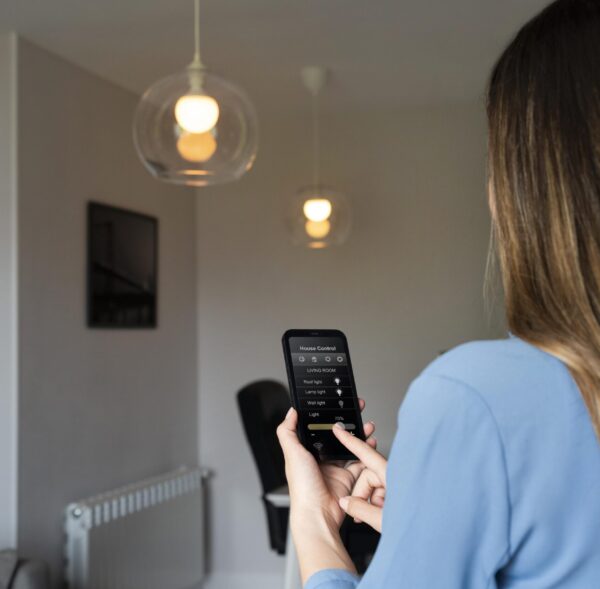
left=287, top=67, right=351, bottom=249
left=133, top=0, right=259, bottom=186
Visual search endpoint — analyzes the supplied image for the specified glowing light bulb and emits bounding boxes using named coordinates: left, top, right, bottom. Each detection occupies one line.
left=174, top=94, right=220, bottom=133
left=305, top=219, right=331, bottom=239
left=177, top=131, right=217, bottom=163
left=303, top=198, right=332, bottom=222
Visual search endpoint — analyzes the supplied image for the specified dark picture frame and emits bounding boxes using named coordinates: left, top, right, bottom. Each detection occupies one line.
left=87, top=202, right=158, bottom=328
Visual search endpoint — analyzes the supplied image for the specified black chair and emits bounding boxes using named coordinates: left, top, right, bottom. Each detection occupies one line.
left=237, top=379, right=290, bottom=554
left=237, top=379, right=380, bottom=571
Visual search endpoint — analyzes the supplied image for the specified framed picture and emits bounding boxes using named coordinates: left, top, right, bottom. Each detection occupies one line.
left=87, top=202, right=158, bottom=328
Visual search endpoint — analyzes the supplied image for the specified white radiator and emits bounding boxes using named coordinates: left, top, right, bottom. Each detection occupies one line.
left=64, top=466, right=208, bottom=589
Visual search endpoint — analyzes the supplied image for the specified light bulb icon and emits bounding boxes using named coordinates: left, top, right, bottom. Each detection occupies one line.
left=336, top=389, right=343, bottom=396
left=334, top=378, right=341, bottom=385
left=338, top=400, right=344, bottom=408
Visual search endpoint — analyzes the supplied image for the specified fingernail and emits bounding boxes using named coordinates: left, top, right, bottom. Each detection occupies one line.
left=334, top=422, right=345, bottom=430
left=339, top=496, right=349, bottom=510
left=286, top=407, right=294, bottom=418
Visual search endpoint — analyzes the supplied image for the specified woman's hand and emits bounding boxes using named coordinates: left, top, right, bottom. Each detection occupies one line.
left=332, top=423, right=388, bottom=533
left=276, top=402, right=378, bottom=582
left=276, top=401, right=377, bottom=529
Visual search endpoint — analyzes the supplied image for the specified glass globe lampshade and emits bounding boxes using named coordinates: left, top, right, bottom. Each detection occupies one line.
left=287, top=187, right=351, bottom=249
left=133, top=68, right=258, bottom=186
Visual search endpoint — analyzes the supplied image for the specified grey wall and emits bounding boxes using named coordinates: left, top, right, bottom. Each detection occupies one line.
left=0, top=32, right=18, bottom=550
left=196, top=105, right=504, bottom=588
left=16, top=39, right=198, bottom=585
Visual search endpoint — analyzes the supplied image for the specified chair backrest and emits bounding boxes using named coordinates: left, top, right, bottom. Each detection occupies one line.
left=237, top=380, right=290, bottom=494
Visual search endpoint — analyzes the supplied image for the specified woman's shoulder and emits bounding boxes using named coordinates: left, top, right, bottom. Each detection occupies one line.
left=426, top=336, right=561, bottom=378
left=413, top=336, right=576, bottom=416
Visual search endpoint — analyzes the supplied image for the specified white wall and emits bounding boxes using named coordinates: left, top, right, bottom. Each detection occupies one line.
left=0, top=32, right=18, bottom=550
left=16, top=39, right=199, bottom=586
left=196, top=104, right=504, bottom=587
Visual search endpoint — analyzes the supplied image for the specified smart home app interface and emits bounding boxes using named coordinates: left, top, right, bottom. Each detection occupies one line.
left=288, top=336, right=362, bottom=457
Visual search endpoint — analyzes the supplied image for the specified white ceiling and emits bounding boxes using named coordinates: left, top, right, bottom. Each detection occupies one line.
left=1, top=0, right=549, bottom=111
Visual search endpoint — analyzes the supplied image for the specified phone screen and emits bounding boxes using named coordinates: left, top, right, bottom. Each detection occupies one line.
left=282, top=329, right=365, bottom=461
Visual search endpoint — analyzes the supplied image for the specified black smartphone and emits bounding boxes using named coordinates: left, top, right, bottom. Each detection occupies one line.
left=282, top=329, right=366, bottom=461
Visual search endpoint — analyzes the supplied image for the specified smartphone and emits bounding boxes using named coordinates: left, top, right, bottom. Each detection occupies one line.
left=282, top=329, right=366, bottom=461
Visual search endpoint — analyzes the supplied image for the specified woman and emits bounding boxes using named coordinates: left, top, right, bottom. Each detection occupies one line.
left=277, top=0, right=600, bottom=587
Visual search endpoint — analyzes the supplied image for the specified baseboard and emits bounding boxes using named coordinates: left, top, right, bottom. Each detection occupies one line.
left=202, top=572, right=284, bottom=589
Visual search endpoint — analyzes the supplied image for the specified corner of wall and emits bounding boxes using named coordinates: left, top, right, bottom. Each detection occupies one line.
left=0, top=30, right=19, bottom=549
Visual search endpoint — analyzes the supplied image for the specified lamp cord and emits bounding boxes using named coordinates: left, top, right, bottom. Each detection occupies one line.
left=192, top=0, right=204, bottom=68
left=312, top=92, right=320, bottom=189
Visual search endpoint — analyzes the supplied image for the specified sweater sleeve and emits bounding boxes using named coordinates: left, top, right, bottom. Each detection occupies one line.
left=305, top=372, right=510, bottom=589
left=304, top=569, right=360, bottom=589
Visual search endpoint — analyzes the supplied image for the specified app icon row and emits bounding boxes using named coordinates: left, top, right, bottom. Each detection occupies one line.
left=292, top=352, right=347, bottom=366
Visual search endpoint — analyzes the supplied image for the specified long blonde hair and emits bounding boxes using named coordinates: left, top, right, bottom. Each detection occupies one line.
left=487, top=0, right=600, bottom=437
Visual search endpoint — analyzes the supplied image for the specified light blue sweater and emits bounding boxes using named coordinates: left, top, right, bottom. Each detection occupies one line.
left=305, top=337, right=600, bottom=588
